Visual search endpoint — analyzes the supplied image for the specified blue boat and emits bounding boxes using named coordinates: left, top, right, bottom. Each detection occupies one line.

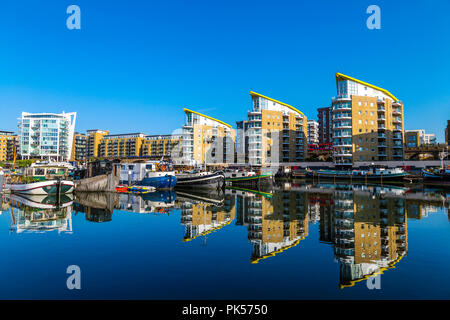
left=140, top=173, right=177, bottom=189
left=119, top=161, right=177, bottom=190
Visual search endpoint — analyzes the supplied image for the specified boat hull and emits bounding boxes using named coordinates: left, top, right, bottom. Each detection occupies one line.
left=225, top=173, right=273, bottom=187
left=5, top=180, right=75, bottom=195
left=305, top=171, right=408, bottom=182
left=175, top=172, right=225, bottom=189
left=139, top=174, right=177, bottom=190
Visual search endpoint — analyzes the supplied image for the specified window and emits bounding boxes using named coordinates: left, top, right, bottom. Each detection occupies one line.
left=359, top=120, right=362, bottom=124
left=358, top=101, right=362, bottom=106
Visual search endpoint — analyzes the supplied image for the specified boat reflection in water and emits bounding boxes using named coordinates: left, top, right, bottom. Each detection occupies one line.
left=177, top=188, right=235, bottom=242
left=3, top=193, right=73, bottom=234
left=119, top=191, right=176, bottom=214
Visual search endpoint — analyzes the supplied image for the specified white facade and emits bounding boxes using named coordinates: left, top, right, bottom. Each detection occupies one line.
left=18, top=112, right=76, bottom=161
left=307, top=120, right=319, bottom=144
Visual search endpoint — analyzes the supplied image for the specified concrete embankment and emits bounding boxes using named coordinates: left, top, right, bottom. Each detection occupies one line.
left=74, top=173, right=119, bottom=192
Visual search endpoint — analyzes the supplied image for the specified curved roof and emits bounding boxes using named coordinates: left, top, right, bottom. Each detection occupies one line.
left=249, top=91, right=305, bottom=117
left=335, top=73, right=399, bottom=102
left=183, top=108, right=232, bottom=128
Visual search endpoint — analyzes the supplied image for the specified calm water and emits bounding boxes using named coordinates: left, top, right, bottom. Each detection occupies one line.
left=1, top=182, right=449, bottom=300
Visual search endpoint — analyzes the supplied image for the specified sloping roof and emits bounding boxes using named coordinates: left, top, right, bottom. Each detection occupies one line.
left=183, top=108, right=232, bottom=128
left=336, top=73, right=399, bottom=101
left=249, top=91, right=305, bottom=117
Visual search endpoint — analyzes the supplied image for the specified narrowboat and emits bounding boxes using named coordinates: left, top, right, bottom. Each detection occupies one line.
left=224, top=170, right=274, bottom=187
left=305, top=167, right=409, bottom=182
left=175, top=170, right=225, bottom=189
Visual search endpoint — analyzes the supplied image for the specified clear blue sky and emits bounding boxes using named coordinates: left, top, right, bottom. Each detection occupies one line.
left=0, top=0, right=449, bottom=141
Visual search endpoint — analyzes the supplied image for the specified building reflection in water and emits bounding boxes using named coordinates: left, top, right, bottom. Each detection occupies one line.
left=246, top=190, right=309, bottom=264
left=177, top=189, right=235, bottom=242
left=2, top=193, right=73, bottom=234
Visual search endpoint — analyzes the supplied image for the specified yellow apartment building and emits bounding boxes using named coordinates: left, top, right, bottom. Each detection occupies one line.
left=239, top=91, right=308, bottom=166
left=141, top=134, right=183, bottom=159
left=182, top=108, right=235, bottom=166
left=70, top=132, right=87, bottom=162
left=0, top=131, right=18, bottom=162
left=86, top=129, right=109, bottom=159
left=332, top=73, right=404, bottom=166
left=99, top=133, right=146, bottom=159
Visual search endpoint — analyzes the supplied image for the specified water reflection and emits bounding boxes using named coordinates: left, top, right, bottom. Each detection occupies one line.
left=1, top=182, right=449, bottom=292
left=177, top=189, right=235, bottom=242
left=2, top=193, right=73, bottom=233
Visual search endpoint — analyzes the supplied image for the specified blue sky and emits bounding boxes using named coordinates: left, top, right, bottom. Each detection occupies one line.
left=0, top=0, right=449, bottom=140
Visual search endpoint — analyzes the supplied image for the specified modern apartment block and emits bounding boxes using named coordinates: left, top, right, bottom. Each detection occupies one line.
left=86, top=129, right=109, bottom=159
left=182, top=108, right=235, bottom=166
left=141, top=134, right=183, bottom=159
left=405, top=129, right=437, bottom=148
left=317, top=107, right=333, bottom=144
left=446, top=120, right=450, bottom=146
left=236, top=120, right=249, bottom=164
left=241, top=91, right=307, bottom=166
left=0, top=131, right=19, bottom=162
left=331, top=73, right=404, bottom=166
left=307, top=120, right=319, bottom=144
left=99, top=133, right=146, bottom=158
left=18, top=112, right=77, bottom=161
left=70, top=132, right=87, bottom=162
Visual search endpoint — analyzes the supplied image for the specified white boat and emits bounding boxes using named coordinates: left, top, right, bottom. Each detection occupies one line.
left=5, top=163, right=74, bottom=195
left=5, top=180, right=74, bottom=195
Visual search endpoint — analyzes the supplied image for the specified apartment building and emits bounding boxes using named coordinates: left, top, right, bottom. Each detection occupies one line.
left=241, top=91, right=307, bottom=166
left=86, top=129, right=109, bottom=159
left=307, top=120, right=319, bottom=145
left=18, top=112, right=77, bottom=161
left=99, top=133, right=146, bottom=159
left=70, top=132, right=87, bottom=162
left=235, top=120, right=249, bottom=164
left=141, top=134, right=183, bottom=159
left=317, top=107, right=332, bottom=144
left=0, top=131, right=19, bottom=162
left=182, top=108, right=235, bottom=166
left=331, top=73, right=404, bottom=166
left=446, top=120, right=450, bottom=146
left=405, top=129, right=437, bottom=148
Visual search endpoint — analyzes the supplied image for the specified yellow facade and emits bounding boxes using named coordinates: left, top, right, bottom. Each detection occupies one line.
left=141, top=134, right=182, bottom=158
left=99, top=133, right=145, bottom=159
left=182, top=109, right=235, bottom=166
left=0, top=131, right=18, bottom=162
left=332, top=73, right=404, bottom=165
left=246, top=92, right=307, bottom=166
left=86, top=129, right=109, bottom=159
left=70, top=132, right=87, bottom=162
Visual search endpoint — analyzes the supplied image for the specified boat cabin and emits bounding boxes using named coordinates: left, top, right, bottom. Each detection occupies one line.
left=25, top=164, right=70, bottom=181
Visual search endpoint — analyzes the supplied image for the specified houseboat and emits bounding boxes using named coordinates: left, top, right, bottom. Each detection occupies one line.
left=305, top=167, right=409, bottom=182
left=224, top=170, right=274, bottom=188
left=5, top=163, right=74, bottom=195
left=119, top=161, right=177, bottom=190
left=175, top=169, right=225, bottom=189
